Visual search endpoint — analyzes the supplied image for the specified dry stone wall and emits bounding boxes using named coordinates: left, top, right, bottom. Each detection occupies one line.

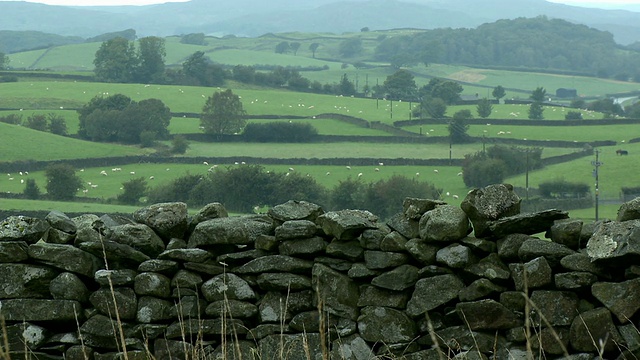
left=3, top=184, right=640, bottom=359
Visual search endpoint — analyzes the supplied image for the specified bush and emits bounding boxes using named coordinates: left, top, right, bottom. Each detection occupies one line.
left=47, top=113, right=68, bottom=135
left=0, top=114, right=22, bottom=125
left=139, top=130, right=157, bottom=148
left=538, top=179, right=590, bottom=198
left=117, top=177, right=148, bottom=204
left=243, top=122, right=318, bottom=143
left=171, top=135, right=189, bottom=154
left=25, top=114, right=48, bottom=131
left=565, top=111, right=583, bottom=120
left=462, top=154, right=507, bottom=188
left=0, top=75, right=18, bottom=83
left=45, top=163, right=83, bottom=200
left=147, top=173, right=204, bottom=204
left=486, top=145, right=543, bottom=175
left=23, top=179, right=40, bottom=199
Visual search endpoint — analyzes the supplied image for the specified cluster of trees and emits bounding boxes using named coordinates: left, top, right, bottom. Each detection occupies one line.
left=94, top=36, right=166, bottom=83
left=0, top=113, right=67, bottom=135
left=462, top=145, right=543, bottom=188
left=147, top=165, right=441, bottom=219
left=374, top=16, right=640, bottom=81
left=77, top=94, right=171, bottom=145
left=25, top=163, right=84, bottom=201
left=0, top=52, right=8, bottom=70
left=243, top=122, right=318, bottom=142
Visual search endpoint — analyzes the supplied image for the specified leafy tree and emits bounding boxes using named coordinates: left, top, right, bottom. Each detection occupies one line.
left=383, top=70, right=417, bottom=100
left=183, top=51, right=208, bottom=83
left=338, top=74, right=356, bottom=96
left=117, top=177, right=148, bottom=205
left=275, top=41, right=290, bottom=54
left=200, top=89, right=246, bottom=135
left=232, top=65, right=256, bottom=83
left=475, top=98, right=493, bottom=118
left=492, top=85, right=506, bottom=102
left=23, top=179, right=40, bottom=200
left=565, top=111, right=583, bottom=120
left=135, top=36, right=166, bottom=83
left=47, top=113, right=68, bottom=136
left=486, top=145, right=543, bottom=175
left=0, top=52, right=8, bottom=70
left=0, top=114, right=22, bottom=125
left=420, top=97, right=447, bottom=118
left=45, top=163, right=83, bottom=200
left=25, top=114, right=48, bottom=131
left=361, top=27, right=370, bottom=32
left=330, top=178, right=366, bottom=210
left=243, top=122, right=318, bottom=142
left=94, top=37, right=137, bottom=83
left=530, top=87, right=547, bottom=103
left=139, top=130, right=156, bottom=148
left=449, top=111, right=472, bottom=144
left=171, top=135, right=189, bottom=154
left=338, top=38, right=363, bottom=58
left=462, top=154, right=507, bottom=188
left=587, top=98, right=624, bottom=117
left=147, top=173, right=203, bottom=204
left=290, top=42, right=301, bottom=55
left=180, top=33, right=206, bottom=45
left=419, top=78, right=462, bottom=105
left=287, top=72, right=311, bottom=91
left=363, top=175, right=441, bottom=219
left=528, top=102, right=545, bottom=120
left=570, top=99, right=586, bottom=109
left=309, top=43, right=320, bottom=58
left=625, top=102, right=640, bottom=118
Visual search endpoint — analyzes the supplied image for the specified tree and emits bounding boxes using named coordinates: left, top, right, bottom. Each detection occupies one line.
left=528, top=102, right=545, bottom=120
left=492, top=85, right=506, bottom=102
left=171, top=135, right=189, bottom=154
left=117, top=177, right=148, bottom=205
left=338, top=74, right=356, bottom=96
left=45, top=163, right=83, bottom=200
left=290, top=42, right=301, bottom=55
left=135, top=36, right=166, bottom=83
left=23, top=179, right=40, bottom=200
left=419, top=78, right=463, bottom=105
left=530, top=87, right=547, bottom=103
left=420, top=97, right=447, bottom=118
left=275, top=41, right=290, bottom=54
left=449, top=111, right=472, bottom=143
left=182, top=51, right=209, bottom=84
left=25, top=114, right=48, bottom=131
left=462, top=154, right=507, bottom=188
left=565, top=111, right=583, bottom=120
left=180, top=33, right=206, bottom=45
left=309, top=43, right=320, bottom=58
left=94, top=37, right=137, bottom=83
left=47, top=113, right=68, bottom=136
left=338, top=38, right=363, bottom=58
left=476, top=98, right=493, bottom=118
left=200, top=89, right=246, bottom=135
left=0, top=52, right=8, bottom=70
left=383, top=70, right=417, bottom=100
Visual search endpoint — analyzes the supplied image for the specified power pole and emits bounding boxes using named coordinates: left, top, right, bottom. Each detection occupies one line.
left=592, top=149, right=603, bottom=221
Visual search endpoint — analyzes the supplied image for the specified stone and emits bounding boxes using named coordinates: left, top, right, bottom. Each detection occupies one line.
left=560, top=253, right=612, bottom=279
left=188, top=215, right=274, bottom=247
left=463, top=253, right=511, bottom=284
left=528, top=327, right=570, bottom=356
left=234, top=255, right=314, bottom=274
left=404, top=239, right=438, bottom=265
left=72, top=214, right=102, bottom=231
left=569, top=307, right=623, bottom=353
left=164, top=318, right=246, bottom=338
left=274, top=219, right=318, bottom=240
left=331, top=335, right=375, bottom=360
left=211, top=340, right=258, bottom=360
left=217, top=249, right=269, bottom=266
left=547, top=219, right=584, bottom=250
left=258, top=291, right=314, bottom=323
left=380, top=231, right=408, bottom=252
left=258, top=333, right=321, bottom=360
left=406, top=274, right=465, bottom=317
left=554, top=272, right=598, bottom=291
left=312, top=263, right=360, bottom=321
left=458, top=279, right=506, bottom=302
left=0, top=241, right=29, bottom=263
left=371, top=264, right=420, bottom=291
left=0, top=263, right=58, bottom=299
left=592, top=278, right=640, bottom=323
left=419, top=205, right=470, bottom=242
left=529, top=290, right=579, bottom=327
left=325, top=240, right=364, bottom=261
left=358, top=306, right=417, bottom=344
left=421, top=325, right=506, bottom=354
left=255, top=234, right=278, bottom=251
left=45, top=210, right=77, bottom=234
left=170, top=270, right=203, bottom=291
left=134, top=272, right=171, bottom=298
left=460, top=184, right=521, bottom=238
left=456, top=299, right=521, bottom=330
left=137, top=259, right=179, bottom=276
left=460, top=236, right=497, bottom=255
left=78, top=240, right=150, bottom=268
left=104, top=223, right=166, bottom=258
left=80, top=314, right=128, bottom=349
left=363, top=250, right=409, bottom=270
left=488, top=209, right=569, bottom=238
left=136, top=296, right=174, bottom=323
left=205, top=299, right=258, bottom=319
left=587, top=219, right=640, bottom=266
left=5, top=322, right=49, bottom=350
left=94, top=269, right=138, bottom=287
left=348, top=263, right=379, bottom=279
left=509, top=256, right=553, bottom=291
left=133, top=202, right=188, bottom=240
left=279, top=236, right=328, bottom=257
left=183, top=262, right=225, bottom=276
left=153, top=339, right=193, bottom=360
left=386, top=213, right=419, bottom=240
left=170, top=296, right=206, bottom=319
left=617, top=197, right=640, bottom=222
left=188, top=202, right=228, bottom=232
left=436, top=244, right=475, bottom=269
left=0, top=299, right=83, bottom=322
left=359, top=228, right=388, bottom=250
left=89, top=287, right=138, bottom=320
left=496, top=233, right=532, bottom=262
left=255, top=273, right=312, bottom=291
left=317, top=209, right=378, bottom=241
left=99, top=214, right=135, bottom=228
left=357, top=285, right=410, bottom=309
left=518, top=238, right=576, bottom=267
left=403, top=198, right=446, bottom=220
left=157, top=248, right=212, bottom=263
left=46, top=228, right=75, bottom=244
left=0, top=215, right=50, bottom=243
left=50, top=272, right=89, bottom=303
left=267, top=200, right=324, bottom=222
left=28, top=243, right=101, bottom=278
left=201, top=273, right=256, bottom=302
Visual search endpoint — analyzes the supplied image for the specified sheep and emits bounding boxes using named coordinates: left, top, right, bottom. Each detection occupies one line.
left=203, top=161, right=209, bottom=165
left=289, top=167, right=295, bottom=172
left=346, top=166, right=351, bottom=170
left=149, top=176, right=155, bottom=180
left=375, top=168, right=380, bottom=172
left=326, top=172, right=331, bottom=176
left=433, top=169, right=439, bottom=173
left=457, top=172, right=463, bottom=176
left=130, top=171, right=136, bottom=175
left=358, top=173, right=363, bottom=178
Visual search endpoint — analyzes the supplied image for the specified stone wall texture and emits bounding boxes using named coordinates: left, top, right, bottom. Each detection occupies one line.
left=2, top=183, right=640, bottom=360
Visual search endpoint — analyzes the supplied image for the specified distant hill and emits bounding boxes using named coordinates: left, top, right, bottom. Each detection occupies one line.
left=1, top=0, right=640, bottom=45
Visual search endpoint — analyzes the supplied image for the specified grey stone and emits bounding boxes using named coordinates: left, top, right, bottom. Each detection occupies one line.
left=137, top=259, right=179, bottom=276
left=312, top=263, right=360, bottom=321
left=5, top=322, right=49, bottom=350
left=133, top=202, right=188, bottom=240
left=80, top=314, right=129, bottom=349
left=258, top=290, right=314, bottom=323
left=0, top=299, right=83, bottom=321
left=419, top=205, right=470, bottom=242
left=404, top=239, right=438, bottom=265
left=371, top=264, right=419, bottom=291
left=0, top=241, right=28, bottom=263
left=496, top=233, right=532, bottom=262
left=157, top=248, right=211, bottom=263
left=617, top=197, right=640, bottom=222
left=359, top=228, right=388, bottom=250
left=0, top=215, right=50, bottom=243
left=560, top=253, right=612, bottom=279
left=592, top=278, right=640, bottom=323
left=205, top=299, right=258, bottom=319
left=331, top=335, right=375, bottom=360
left=258, top=333, right=321, bottom=360
left=555, top=272, right=598, bottom=291
left=518, top=238, right=576, bottom=267
left=50, top=272, right=89, bottom=303
left=325, top=240, right=363, bottom=261
left=256, top=273, right=312, bottom=291
left=422, top=325, right=506, bottom=353
left=315, top=256, right=353, bottom=272
left=488, top=209, right=569, bottom=238
left=380, top=231, right=408, bottom=252
left=136, top=296, right=173, bottom=323
left=547, top=219, right=584, bottom=250
left=95, top=269, right=138, bottom=286
left=28, top=243, right=101, bottom=278
left=170, top=295, right=205, bottom=319
left=348, top=263, right=379, bottom=279
left=357, top=285, right=410, bottom=309
left=317, top=209, right=378, bottom=241
left=436, top=244, right=475, bottom=269
left=212, top=340, right=258, bottom=360
left=279, top=236, right=327, bottom=257
left=255, top=234, right=278, bottom=251
left=619, top=323, right=640, bottom=352
left=458, top=279, right=506, bottom=302
left=386, top=213, right=419, bottom=240
left=217, top=249, right=269, bottom=266
left=166, top=237, right=186, bottom=250
left=78, top=240, right=150, bottom=268
left=403, top=198, right=446, bottom=220
left=189, top=202, right=228, bottom=232
left=74, top=227, right=102, bottom=245
left=170, top=270, right=203, bottom=291
left=71, top=214, right=102, bottom=231
left=0, top=263, right=58, bottom=299
left=201, top=273, right=256, bottom=302
left=529, top=290, right=579, bottom=327
left=274, top=219, right=318, bottom=240
left=134, top=272, right=171, bottom=298
left=153, top=339, right=193, bottom=360
left=164, top=318, right=246, bottom=338
left=46, top=228, right=75, bottom=244
left=463, top=253, right=511, bottom=283
left=267, top=200, right=324, bottom=222
left=89, top=287, right=138, bottom=320
left=183, top=262, right=225, bottom=276
left=363, top=250, right=409, bottom=270
left=235, top=255, right=313, bottom=274
left=587, top=219, right=640, bottom=265
left=406, top=274, right=465, bottom=317
left=456, top=299, right=521, bottom=330
left=569, top=307, right=623, bottom=353
left=509, top=256, right=553, bottom=291
left=460, top=236, right=497, bottom=255
left=104, top=223, right=165, bottom=258
left=45, top=210, right=77, bottom=234
left=358, top=306, right=417, bottom=344
left=528, top=326, right=570, bottom=356
left=460, top=184, right=521, bottom=238
left=188, top=215, right=274, bottom=247
left=99, top=214, right=134, bottom=228
left=66, top=345, right=95, bottom=360
left=246, top=324, right=288, bottom=341
left=500, top=291, right=526, bottom=313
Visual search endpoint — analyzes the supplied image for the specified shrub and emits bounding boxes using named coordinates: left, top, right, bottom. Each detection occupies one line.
left=23, top=179, right=41, bottom=199
left=462, top=154, right=507, bottom=188
left=25, top=114, right=48, bottom=131
left=147, top=173, right=203, bottom=204
left=243, top=122, right=318, bottom=143
left=539, top=179, right=590, bottom=198
left=0, top=114, right=22, bottom=125
left=117, top=177, right=148, bottom=205
left=565, top=111, right=583, bottom=120
left=139, top=130, right=157, bottom=148
left=45, top=163, right=83, bottom=200
left=171, top=135, right=189, bottom=154
left=47, top=113, right=68, bottom=135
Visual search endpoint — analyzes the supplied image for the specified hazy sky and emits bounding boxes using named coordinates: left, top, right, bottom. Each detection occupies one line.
left=0, top=0, right=639, bottom=7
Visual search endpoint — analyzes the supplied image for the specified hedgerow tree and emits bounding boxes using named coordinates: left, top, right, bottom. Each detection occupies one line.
left=47, top=113, right=68, bottom=136
left=23, top=179, right=40, bottom=200
left=25, top=114, right=48, bottom=131
left=449, top=110, right=472, bottom=143
left=94, top=37, right=138, bottom=83
left=200, top=89, right=246, bottom=135
left=492, top=85, right=506, bottom=102
left=45, top=163, right=83, bottom=200
left=117, top=177, right=148, bottom=205
left=135, top=36, right=166, bottom=84
left=419, top=97, right=447, bottom=118
left=419, top=78, right=463, bottom=105
left=0, top=52, right=8, bottom=70
left=383, top=70, right=417, bottom=100
left=476, top=98, right=493, bottom=118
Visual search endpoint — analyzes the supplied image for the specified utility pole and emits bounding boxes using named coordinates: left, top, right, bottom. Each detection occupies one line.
left=592, top=149, right=603, bottom=221
left=526, top=150, right=529, bottom=201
